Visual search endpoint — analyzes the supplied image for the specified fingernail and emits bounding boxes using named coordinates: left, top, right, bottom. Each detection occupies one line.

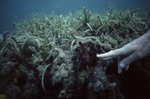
left=96, top=54, right=99, bottom=57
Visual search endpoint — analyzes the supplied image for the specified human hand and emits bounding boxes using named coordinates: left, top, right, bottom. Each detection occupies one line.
left=97, top=30, right=150, bottom=74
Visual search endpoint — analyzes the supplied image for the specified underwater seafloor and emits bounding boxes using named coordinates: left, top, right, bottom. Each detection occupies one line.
left=0, top=7, right=150, bottom=99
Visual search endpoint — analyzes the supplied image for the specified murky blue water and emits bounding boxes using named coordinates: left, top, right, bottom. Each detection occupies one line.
left=0, top=0, right=150, bottom=35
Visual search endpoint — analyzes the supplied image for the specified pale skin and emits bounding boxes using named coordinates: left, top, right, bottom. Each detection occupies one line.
left=97, top=30, right=150, bottom=74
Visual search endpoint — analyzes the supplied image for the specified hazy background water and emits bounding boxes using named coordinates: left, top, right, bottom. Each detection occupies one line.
left=0, top=0, right=150, bottom=35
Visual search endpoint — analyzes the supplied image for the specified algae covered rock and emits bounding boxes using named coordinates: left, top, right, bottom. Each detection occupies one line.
left=0, top=7, right=150, bottom=99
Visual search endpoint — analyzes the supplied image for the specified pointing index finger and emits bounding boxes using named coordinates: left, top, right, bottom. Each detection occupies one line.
left=96, top=47, right=127, bottom=60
